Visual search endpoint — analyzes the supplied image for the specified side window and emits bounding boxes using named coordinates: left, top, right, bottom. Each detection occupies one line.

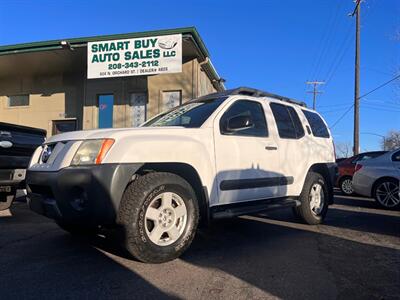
left=220, top=100, right=268, bottom=137
left=351, top=154, right=362, bottom=164
left=270, top=103, right=304, bottom=139
left=302, top=110, right=330, bottom=138
left=287, top=106, right=305, bottom=138
left=392, top=151, right=400, bottom=162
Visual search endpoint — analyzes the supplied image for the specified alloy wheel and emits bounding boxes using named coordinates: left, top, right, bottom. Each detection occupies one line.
left=375, top=181, right=400, bottom=208
left=309, top=183, right=325, bottom=216
left=144, top=191, right=187, bottom=246
left=341, top=178, right=354, bottom=195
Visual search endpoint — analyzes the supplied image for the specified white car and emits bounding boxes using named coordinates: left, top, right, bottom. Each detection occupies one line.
left=26, top=87, right=336, bottom=263
left=353, top=149, right=400, bottom=209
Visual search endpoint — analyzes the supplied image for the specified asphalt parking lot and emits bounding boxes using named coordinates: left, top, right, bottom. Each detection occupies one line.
left=0, top=193, right=399, bottom=300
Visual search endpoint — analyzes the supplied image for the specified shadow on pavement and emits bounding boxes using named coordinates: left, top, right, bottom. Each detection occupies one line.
left=182, top=215, right=400, bottom=299
left=333, top=194, right=378, bottom=209
left=0, top=203, right=175, bottom=299
left=1, top=197, right=399, bottom=299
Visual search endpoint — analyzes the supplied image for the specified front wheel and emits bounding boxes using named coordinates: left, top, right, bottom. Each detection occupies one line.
left=117, top=172, right=199, bottom=263
left=294, top=172, right=329, bottom=225
left=373, top=178, right=400, bottom=209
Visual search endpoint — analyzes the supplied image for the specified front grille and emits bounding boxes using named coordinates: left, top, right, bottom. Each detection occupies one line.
left=39, top=142, right=67, bottom=164
left=40, top=143, right=56, bottom=163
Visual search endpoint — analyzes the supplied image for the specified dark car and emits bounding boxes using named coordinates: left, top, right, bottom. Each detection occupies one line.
left=0, top=122, right=46, bottom=210
left=336, top=151, right=387, bottom=195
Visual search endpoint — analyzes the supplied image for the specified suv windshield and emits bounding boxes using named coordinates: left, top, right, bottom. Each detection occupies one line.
left=143, top=97, right=226, bottom=128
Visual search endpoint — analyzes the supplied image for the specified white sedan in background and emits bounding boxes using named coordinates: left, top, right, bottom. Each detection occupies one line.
left=353, top=148, right=400, bottom=209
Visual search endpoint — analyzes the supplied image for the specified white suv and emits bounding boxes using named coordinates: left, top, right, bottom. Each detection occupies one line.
left=26, top=87, right=336, bottom=263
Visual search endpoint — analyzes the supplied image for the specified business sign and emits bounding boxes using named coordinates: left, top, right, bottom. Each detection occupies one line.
left=87, top=34, right=182, bottom=79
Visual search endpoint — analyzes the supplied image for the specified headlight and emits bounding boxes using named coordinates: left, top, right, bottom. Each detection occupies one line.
left=71, top=139, right=114, bottom=165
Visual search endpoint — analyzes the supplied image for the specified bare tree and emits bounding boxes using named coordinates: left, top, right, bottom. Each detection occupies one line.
left=382, top=130, right=400, bottom=151
left=335, top=142, right=352, bottom=158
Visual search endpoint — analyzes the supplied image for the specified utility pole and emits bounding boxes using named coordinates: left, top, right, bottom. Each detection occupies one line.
left=351, top=0, right=362, bottom=155
left=306, top=81, right=325, bottom=110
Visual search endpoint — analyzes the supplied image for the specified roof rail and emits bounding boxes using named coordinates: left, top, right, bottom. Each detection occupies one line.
left=198, top=86, right=307, bottom=107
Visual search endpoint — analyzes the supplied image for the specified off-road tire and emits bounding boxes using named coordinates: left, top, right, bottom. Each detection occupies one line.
left=117, top=172, right=199, bottom=263
left=294, top=171, right=328, bottom=225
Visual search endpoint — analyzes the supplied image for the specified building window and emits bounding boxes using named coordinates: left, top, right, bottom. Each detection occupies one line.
left=52, top=119, right=77, bottom=135
left=8, top=95, right=29, bottom=107
left=130, top=93, right=147, bottom=127
left=162, top=90, right=181, bottom=112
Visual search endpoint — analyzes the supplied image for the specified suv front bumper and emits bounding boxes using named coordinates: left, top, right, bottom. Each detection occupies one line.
left=0, top=169, right=26, bottom=203
left=26, top=164, right=142, bottom=225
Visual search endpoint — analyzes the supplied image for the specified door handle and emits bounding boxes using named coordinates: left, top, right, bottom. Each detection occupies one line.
left=265, top=146, right=278, bottom=150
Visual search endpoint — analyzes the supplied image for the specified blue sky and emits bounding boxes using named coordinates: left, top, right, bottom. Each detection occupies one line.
left=0, top=0, right=399, bottom=151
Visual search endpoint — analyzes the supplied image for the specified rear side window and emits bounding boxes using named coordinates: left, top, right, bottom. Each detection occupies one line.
left=302, top=110, right=330, bottom=138
left=270, top=103, right=304, bottom=139
left=392, top=151, right=400, bottom=162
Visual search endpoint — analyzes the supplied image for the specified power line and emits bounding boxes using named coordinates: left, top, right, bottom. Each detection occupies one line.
left=358, top=74, right=400, bottom=99
left=325, top=0, right=377, bottom=88
left=308, top=1, right=344, bottom=81
left=329, top=104, right=354, bottom=129
left=324, top=25, right=354, bottom=86
left=319, top=107, right=352, bottom=114
left=362, top=105, right=400, bottom=113
left=314, top=5, right=344, bottom=80
left=329, top=73, right=400, bottom=129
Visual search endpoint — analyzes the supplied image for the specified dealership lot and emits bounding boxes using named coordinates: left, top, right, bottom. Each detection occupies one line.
left=0, top=193, right=399, bottom=300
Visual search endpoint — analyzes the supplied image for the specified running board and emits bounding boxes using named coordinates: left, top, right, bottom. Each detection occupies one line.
left=211, top=198, right=300, bottom=219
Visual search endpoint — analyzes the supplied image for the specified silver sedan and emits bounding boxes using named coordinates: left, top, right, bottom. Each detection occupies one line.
left=353, top=148, right=400, bottom=209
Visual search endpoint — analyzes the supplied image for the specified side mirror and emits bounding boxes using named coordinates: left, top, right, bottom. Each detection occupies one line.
left=226, top=115, right=254, bottom=132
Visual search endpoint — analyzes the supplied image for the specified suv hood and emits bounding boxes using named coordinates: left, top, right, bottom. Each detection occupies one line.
left=46, top=127, right=187, bottom=144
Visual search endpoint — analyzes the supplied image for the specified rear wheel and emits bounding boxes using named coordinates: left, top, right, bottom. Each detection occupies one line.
left=294, top=172, right=329, bottom=225
left=117, top=172, right=199, bottom=263
left=339, top=176, right=354, bottom=195
left=373, top=178, right=400, bottom=209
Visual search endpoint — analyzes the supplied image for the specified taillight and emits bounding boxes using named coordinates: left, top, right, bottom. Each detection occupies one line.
left=354, top=164, right=363, bottom=172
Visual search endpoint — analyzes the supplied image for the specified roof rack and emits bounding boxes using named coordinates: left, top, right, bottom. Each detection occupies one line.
left=198, top=87, right=307, bottom=107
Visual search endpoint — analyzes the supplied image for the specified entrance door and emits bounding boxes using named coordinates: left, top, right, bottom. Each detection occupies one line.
left=98, top=94, right=114, bottom=128
left=214, top=99, right=282, bottom=205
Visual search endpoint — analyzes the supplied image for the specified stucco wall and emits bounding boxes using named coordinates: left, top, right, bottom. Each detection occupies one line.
left=0, top=57, right=218, bottom=135
left=0, top=74, right=83, bottom=136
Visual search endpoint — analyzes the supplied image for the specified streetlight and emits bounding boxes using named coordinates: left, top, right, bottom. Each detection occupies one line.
left=360, top=132, right=387, bottom=150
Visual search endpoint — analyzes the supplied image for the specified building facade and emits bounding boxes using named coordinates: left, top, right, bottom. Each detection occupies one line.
left=0, top=27, right=224, bottom=136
